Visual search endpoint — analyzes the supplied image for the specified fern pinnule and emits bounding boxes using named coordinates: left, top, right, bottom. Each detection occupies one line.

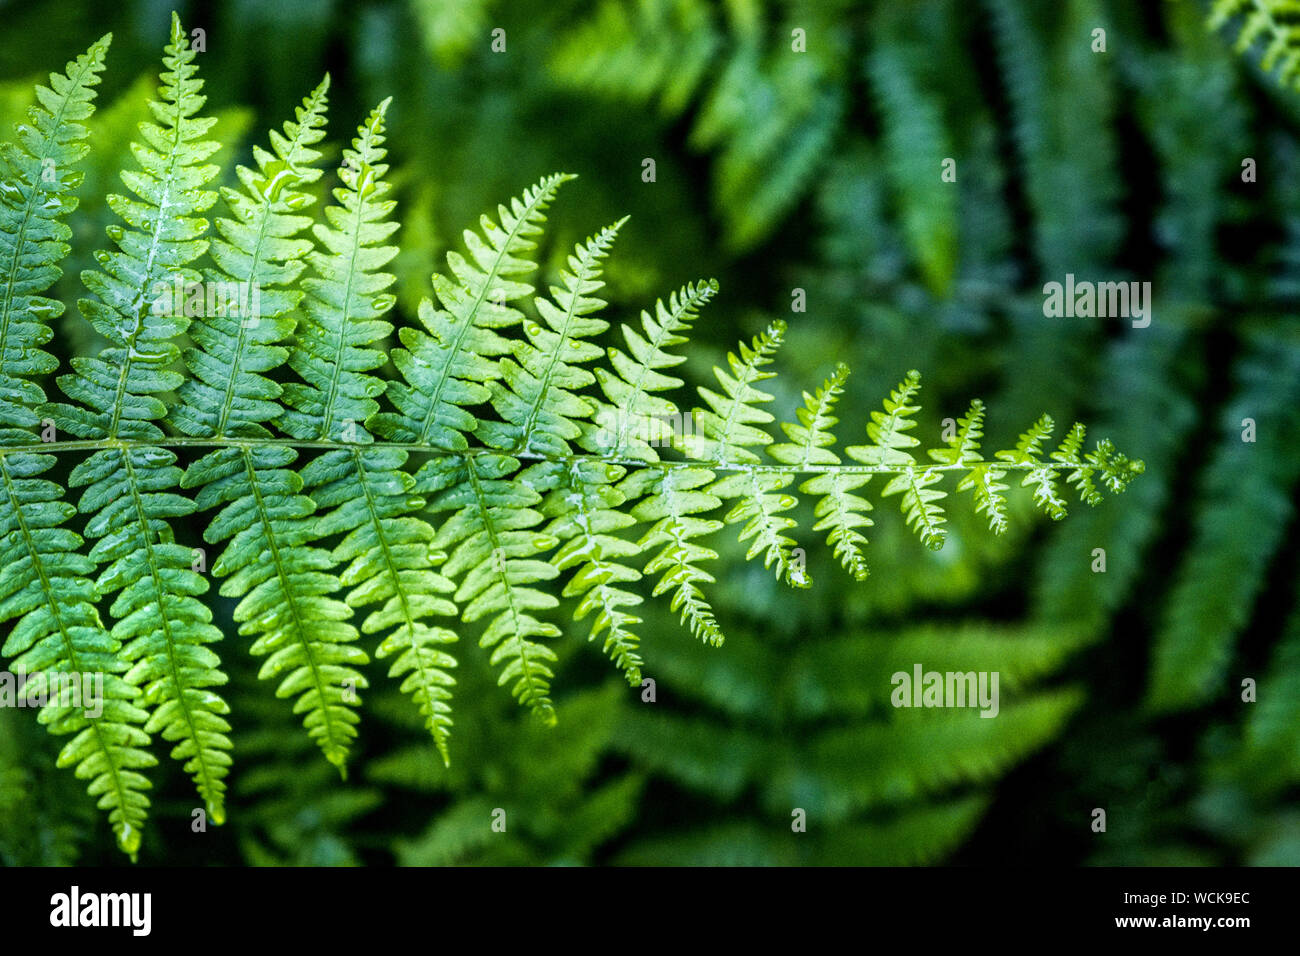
left=771, top=363, right=873, bottom=581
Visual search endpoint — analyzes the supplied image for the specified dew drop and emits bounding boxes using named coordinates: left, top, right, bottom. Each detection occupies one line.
left=106, top=224, right=124, bottom=242
left=371, top=293, right=396, bottom=313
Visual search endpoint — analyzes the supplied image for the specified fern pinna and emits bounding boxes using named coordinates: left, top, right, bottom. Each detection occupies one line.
left=0, top=15, right=1143, bottom=859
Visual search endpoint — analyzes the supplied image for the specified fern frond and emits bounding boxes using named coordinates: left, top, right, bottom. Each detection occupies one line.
left=281, top=98, right=398, bottom=445
left=477, top=220, right=624, bottom=456
left=309, top=446, right=459, bottom=764
left=847, top=369, right=923, bottom=467
left=848, top=371, right=944, bottom=548
left=625, top=464, right=726, bottom=646
left=1148, top=330, right=1300, bottom=713
left=534, top=459, right=645, bottom=684
left=0, top=450, right=154, bottom=859
left=691, top=320, right=784, bottom=465
left=583, top=278, right=718, bottom=462
left=772, top=363, right=872, bottom=580
left=371, top=172, right=574, bottom=452
left=812, top=689, right=1083, bottom=812
left=0, top=33, right=156, bottom=861
left=171, top=74, right=330, bottom=441
left=423, top=454, right=560, bottom=722
left=549, top=0, right=720, bottom=115
left=867, top=23, right=957, bottom=296
left=0, top=33, right=110, bottom=427
left=274, top=100, right=440, bottom=768
left=1209, top=0, right=1300, bottom=88
left=696, top=322, right=805, bottom=585
left=45, top=14, right=229, bottom=823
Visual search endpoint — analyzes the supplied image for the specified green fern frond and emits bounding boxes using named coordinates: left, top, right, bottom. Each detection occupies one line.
left=584, top=277, right=717, bottom=462
left=772, top=363, right=872, bottom=581
left=536, top=459, right=646, bottom=684
left=0, top=33, right=110, bottom=427
left=626, top=464, right=726, bottom=646
left=867, top=22, right=957, bottom=296
left=0, top=13, right=1152, bottom=857
left=43, top=14, right=228, bottom=826
left=1209, top=0, right=1300, bottom=88
left=423, top=453, right=561, bottom=722
left=373, top=172, right=574, bottom=452
left=270, top=100, right=415, bottom=769
left=0, top=33, right=156, bottom=862
left=476, top=219, right=624, bottom=456
left=1147, top=330, right=1300, bottom=713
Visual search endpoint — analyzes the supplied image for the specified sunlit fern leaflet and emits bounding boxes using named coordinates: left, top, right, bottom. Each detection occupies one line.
left=0, top=16, right=1144, bottom=858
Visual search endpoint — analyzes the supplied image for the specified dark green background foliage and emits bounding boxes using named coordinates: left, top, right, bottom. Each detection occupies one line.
left=0, top=0, right=1296, bottom=865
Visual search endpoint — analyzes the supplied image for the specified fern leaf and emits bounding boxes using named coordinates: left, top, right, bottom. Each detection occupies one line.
left=1148, top=330, right=1300, bottom=713
left=276, top=100, right=459, bottom=767
left=177, top=82, right=371, bottom=774
left=0, top=33, right=110, bottom=427
left=423, top=454, right=561, bottom=722
left=848, top=371, right=946, bottom=547
left=771, top=363, right=871, bottom=580
left=171, top=74, right=330, bottom=441
left=812, top=689, right=1082, bottom=812
left=692, top=323, right=804, bottom=585
left=1209, top=0, right=1300, bottom=88
left=846, top=369, right=923, bottom=466
left=691, top=320, right=784, bottom=464
left=534, top=459, right=646, bottom=683
left=371, top=173, right=573, bottom=452
left=996, top=414, right=1066, bottom=520
left=288, top=103, right=459, bottom=759
left=0, top=450, right=154, bottom=860
left=309, top=447, right=459, bottom=764
left=583, top=278, right=718, bottom=462
left=476, top=220, right=625, bottom=456
left=281, top=98, right=398, bottom=444
left=625, top=464, right=725, bottom=646
left=0, top=33, right=156, bottom=861
left=867, top=22, right=957, bottom=296
left=46, top=14, right=230, bottom=821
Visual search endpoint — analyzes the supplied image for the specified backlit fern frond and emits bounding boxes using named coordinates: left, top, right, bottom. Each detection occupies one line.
left=0, top=34, right=156, bottom=862
left=45, top=15, right=227, bottom=829
left=371, top=172, right=573, bottom=452
left=0, top=33, right=110, bottom=427
left=1209, top=0, right=1300, bottom=88
left=770, top=363, right=871, bottom=581
left=0, top=14, right=1148, bottom=856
